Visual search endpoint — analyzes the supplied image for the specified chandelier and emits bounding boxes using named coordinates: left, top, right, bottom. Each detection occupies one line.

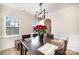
left=35, top=3, right=48, bottom=21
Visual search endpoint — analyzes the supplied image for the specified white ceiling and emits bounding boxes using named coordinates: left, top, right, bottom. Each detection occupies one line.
left=2, top=3, right=79, bottom=15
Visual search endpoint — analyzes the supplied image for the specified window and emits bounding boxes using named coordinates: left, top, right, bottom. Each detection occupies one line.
left=4, top=16, right=19, bottom=36
left=37, top=20, right=44, bottom=25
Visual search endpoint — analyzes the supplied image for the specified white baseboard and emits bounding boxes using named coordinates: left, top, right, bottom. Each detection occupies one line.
left=0, top=46, right=15, bottom=51
left=67, top=48, right=79, bottom=53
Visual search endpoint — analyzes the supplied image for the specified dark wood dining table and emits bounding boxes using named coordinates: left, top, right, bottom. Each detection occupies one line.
left=20, top=36, right=58, bottom=55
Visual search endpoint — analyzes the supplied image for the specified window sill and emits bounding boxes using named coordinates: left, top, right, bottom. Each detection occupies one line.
left=3, top=35, right=20, bottom=38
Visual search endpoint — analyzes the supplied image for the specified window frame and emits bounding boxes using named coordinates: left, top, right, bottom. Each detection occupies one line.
left=4, top=16, right=20, bottom=37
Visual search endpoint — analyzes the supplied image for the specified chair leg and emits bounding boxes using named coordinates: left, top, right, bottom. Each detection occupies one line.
left=25, top=51, right=27, bottom=55
left=20, top=43, right=23, bottom=55
left=25, top=49, right=28, bottom=55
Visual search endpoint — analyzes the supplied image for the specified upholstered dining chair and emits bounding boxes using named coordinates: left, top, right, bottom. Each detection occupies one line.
left=20, top=34, right=31, bottom=55
left=54, top=39, right=68, bottom=55
left=15, top=40, right=20, bottom=50
left=47, top=34, right=54, bottom=39
left=22, top=34, right=31, bottom=40
left=21, top=34, right=38, bottom=55
left=16, top=34, right=30, bottom=51
left=33, top=34, right=38, bottom=37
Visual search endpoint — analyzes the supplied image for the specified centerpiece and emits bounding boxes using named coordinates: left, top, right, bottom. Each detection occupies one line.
left=33, top=25, right=47, bottom=43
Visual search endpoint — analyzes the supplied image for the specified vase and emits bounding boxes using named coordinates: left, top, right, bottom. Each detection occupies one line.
left=39, top=34, right=44, bottom=43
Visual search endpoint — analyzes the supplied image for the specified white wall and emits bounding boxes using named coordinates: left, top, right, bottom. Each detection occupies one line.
left=0, top=5, right=33, bottom=51
left=49, top=5, right=79, bottom=52
left=0, top=6, right=3, bottom=39
left=1, top=6, right=33, bottom=35
left=0, top=36, right=21, bottom=51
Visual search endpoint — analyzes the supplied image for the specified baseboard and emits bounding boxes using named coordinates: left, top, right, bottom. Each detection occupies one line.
left=0, top=46, right=15, bottom=51
left=67, top=48, right=79, bottom=53
left=0, top=36, right=2, bottom=39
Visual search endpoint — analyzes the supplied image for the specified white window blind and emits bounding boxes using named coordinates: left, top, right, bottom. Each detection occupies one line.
left=5, top=16, right=19, bottom=36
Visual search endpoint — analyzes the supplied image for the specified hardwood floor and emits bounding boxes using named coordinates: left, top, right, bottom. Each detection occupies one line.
left=0, top=47, right=79, bottom=55
left=66, top=50, right=79, bottom=55
left=0, top=47, right=20, bottom=55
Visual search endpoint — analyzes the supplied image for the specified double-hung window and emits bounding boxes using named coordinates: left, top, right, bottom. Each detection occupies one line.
left=4, top=16, right=19, bottom=37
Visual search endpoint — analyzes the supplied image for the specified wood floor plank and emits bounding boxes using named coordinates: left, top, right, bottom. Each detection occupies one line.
left=0, top=47, right=79, bottom=55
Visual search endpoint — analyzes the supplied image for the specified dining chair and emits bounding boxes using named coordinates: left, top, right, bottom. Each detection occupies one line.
left=22, top=34, right=31, bottom=40
left=55, top=39, right=68, bottom=55
left=21, top=34, right=31, bottom=54
left=33, top=34, right=38, bottom=37
left=15, top=40, right=20, bottom=51
left=47, top=34, right=54, bottom=39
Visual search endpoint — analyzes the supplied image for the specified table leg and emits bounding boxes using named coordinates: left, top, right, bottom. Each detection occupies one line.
left=20, top=43, right=23, bottom=55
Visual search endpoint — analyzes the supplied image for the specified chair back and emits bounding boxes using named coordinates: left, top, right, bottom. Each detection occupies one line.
left=63, top=39, right=68, bottom=54
left=22, top=34, right=31, bottom=40
left=47, top=34, right=54, bottom=39
left=33, top=34, right=38, bottom=37
left=54, top=39, right=68, bottom=55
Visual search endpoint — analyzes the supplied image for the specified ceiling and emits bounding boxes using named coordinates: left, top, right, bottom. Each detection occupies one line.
left=2, top=3, right=79, bottom=15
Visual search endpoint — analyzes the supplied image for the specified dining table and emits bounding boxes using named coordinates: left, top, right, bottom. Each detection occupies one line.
left=20, top=36, right=59, bottom=55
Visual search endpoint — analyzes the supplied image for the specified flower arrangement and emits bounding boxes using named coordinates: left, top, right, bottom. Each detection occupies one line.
left=33, top=25, right=47, bottom=35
